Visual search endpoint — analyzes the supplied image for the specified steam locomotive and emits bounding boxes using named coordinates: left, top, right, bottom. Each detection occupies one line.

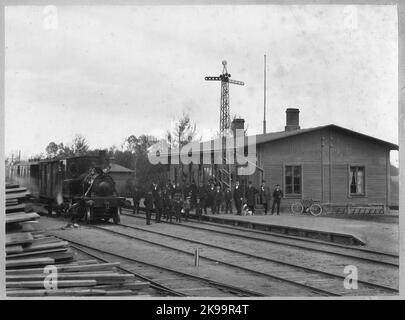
left=11, top=151, right=124, bottom=224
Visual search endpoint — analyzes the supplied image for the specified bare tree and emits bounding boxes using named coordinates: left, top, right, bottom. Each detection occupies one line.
left=72, top=134, right=89, bottom=154
left=167, top=113, right=199, bottom=148
left=43, top=134, right=89, bottom=159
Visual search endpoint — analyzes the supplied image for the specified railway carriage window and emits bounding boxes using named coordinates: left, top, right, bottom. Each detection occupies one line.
left=350, top=166, right=365, bottom=195
left=285, top=165, right=301, bottom=196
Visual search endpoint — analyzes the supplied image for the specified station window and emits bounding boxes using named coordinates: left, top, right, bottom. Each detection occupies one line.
left=350, top=166, right=365, bottom=195
left=285, top=165, right=301, bottom=195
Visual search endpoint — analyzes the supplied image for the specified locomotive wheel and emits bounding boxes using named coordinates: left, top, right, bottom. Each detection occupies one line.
left=113, top=208, right=120, bottom=224
left=85, top=207, right=92, bottom=224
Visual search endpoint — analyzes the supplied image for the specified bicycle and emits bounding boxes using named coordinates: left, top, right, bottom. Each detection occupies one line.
left=290, top=199, right=323, bottom=216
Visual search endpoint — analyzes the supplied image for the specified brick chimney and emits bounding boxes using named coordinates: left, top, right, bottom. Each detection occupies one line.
left=231, top=118, right=245, bottom=136
left=285, top=108, right=300, bottom=131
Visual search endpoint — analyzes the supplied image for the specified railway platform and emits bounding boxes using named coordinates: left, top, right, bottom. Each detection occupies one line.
left=187, top=211, right=398, bottom=254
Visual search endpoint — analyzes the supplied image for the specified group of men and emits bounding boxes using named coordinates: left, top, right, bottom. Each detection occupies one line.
left=244, top=180, right=284, bottom=215
left=133, top=181, right=190, bottom=225
left=132, top=178, right=284, bottom=225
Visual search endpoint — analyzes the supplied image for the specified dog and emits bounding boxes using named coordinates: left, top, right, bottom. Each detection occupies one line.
left=242, top=204, right=253, bottom=216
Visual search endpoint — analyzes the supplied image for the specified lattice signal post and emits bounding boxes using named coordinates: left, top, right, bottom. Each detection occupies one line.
left=205, top=60, right=245, bottom=133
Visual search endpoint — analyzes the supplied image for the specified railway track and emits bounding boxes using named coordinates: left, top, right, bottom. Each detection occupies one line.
left=53, top=234, right=268, bottom=297
left=65, top=242, right=186, bottom=297
left=83, top=220, right=398, bottom=296
left=121, top=209, right=399, bottom=267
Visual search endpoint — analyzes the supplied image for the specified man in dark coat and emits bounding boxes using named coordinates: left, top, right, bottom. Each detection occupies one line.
left=245, top=181, right=258, bottom=214
left=189, top=180, right=198, bottom=210
left=195, top=193, right=203, bottom=222
left=197, top=182, right=208, bottom=215
left=233, top=181, right=243, bottom=215
left=207, top=182, right=216, bottom=214
left=183, top=195, right=191, bottom=221
left=163, top=189, right=173, bottom=223
left=184, top=183, right=190, bottom=200
left=154, top=189, right=163, bottom=223
left=172, top=187, right=183, bottom=222
left=144, top=191, right=154, bottom=225
left=161, top=188, right=169, bottom=220
left=224, top=187, right=233, bottom=214
left=271, top=184, right=284, bottom=215
left=259, top=180, right=272, bottom=214
left=132, top=186, right=141, bottom=214
left=166, top=180, right=174, bottom=199
left=173, top=183, right=181, bottom=199
left=151, top=182, right=159, bottom=200
left=213, top=185, right=223, bottom=214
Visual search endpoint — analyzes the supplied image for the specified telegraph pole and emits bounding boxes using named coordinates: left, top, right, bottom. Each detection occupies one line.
left=205, top=61, right=245, bottom=189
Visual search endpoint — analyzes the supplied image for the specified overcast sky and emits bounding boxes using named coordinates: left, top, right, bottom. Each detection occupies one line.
left=5, top=5, right=398, bottom=164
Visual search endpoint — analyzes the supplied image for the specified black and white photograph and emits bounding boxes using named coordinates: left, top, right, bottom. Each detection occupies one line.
left=1, top=1, right=402, bottom=301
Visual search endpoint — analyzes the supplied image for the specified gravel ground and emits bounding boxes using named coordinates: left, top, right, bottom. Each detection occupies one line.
left=115, top=214, right=399, bottom=290
left=36, top=215, right=398, bottom=297
left=38, top=216, right=325, bottom=297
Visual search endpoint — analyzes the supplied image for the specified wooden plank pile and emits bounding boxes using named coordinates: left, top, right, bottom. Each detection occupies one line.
left=6, top=184, right=30, bottom=208
left=5, top=183, right=151, bottom=297
left=6, top=184, right=38, bottom=234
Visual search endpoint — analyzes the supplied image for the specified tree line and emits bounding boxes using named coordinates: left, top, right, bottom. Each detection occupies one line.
left=38, top=113, right=198, bottom=195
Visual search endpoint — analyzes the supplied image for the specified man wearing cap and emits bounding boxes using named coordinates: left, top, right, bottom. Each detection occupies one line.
left=233, top=181, right=243, bottom=215
left=271, top=184, right=284, bottom=215
left=259, top=180, right=271, bottom=214
left=245, top=181, right=258, bottom=214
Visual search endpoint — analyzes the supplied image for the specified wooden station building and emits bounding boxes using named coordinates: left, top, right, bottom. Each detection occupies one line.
left=164, top=108, right=398, bottom=210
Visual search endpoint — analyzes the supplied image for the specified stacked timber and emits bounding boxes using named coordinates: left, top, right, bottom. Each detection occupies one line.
left=6, top=184, right=39, bottom=233
left=6, top=232, right=151, bottom=297
left=5, top=183, right=151, bottom=297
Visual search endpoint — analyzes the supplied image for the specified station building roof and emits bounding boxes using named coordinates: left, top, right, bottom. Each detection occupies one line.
left=158, top=124, right=398, bottom=158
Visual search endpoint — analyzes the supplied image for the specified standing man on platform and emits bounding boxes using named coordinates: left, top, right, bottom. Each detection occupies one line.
left=224, top=187, right=233, bottom=214
left=154, top=189, right=163, bottom=223
left=233, top=180, right=243, bottom=215
left=271, top=184, right=284, bottom=215
left=151, top=181, right=159, bottom=200
left=198, top=182, right=208, bottom=215
left=213, top=185, right=223, bottom=214
left=161, top=188, right=170, bottom=220
left=206, top=181, right=215, bottom=214
left=259, top=180, right=272, bottom=214
left=190, top=180, right=198, bottom=210
left=245, top=181, right=258, bottom=214
left=166, top=180, right=174, bottom=199
left=132, top=186, right=141, bottom=214
left=174, top=182, right=181, bottom=200
left=144, top=191, right=154, bottom=225
left=173, top=188, right=183, bottom=223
